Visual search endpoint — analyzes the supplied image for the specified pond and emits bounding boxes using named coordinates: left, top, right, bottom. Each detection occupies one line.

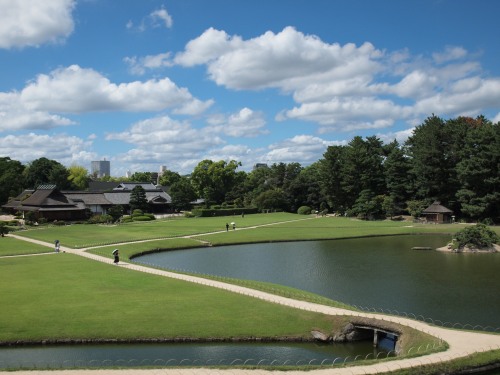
left=136, top=234, right=500, bottom=329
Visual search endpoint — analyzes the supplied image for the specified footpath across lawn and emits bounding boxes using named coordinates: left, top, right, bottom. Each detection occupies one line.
left=0, top=252, right=350, bottom=342
left=13, top=213, right=302, bottom=248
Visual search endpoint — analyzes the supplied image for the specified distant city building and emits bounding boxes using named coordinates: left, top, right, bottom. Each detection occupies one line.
left=91, top=159, right=110, bottom=178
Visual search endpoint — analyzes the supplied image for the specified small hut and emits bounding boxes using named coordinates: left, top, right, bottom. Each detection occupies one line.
left=421, top=201, right=453, bottom=224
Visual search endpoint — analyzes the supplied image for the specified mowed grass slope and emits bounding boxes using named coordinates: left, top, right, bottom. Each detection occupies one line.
left=0, top=236, right=53, bottom=256
left=13, top=213, right=301, bottom=248
left=0, top=253, right=337, bottom=343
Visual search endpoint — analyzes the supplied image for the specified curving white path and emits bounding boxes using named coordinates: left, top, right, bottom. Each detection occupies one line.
left=3, top=233, right=500, bottom=375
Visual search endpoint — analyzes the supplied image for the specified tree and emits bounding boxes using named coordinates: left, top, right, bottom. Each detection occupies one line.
left=191, top=160, right=241, bottom=205
left=349, top=189, right=384, bottom=220
left=383, top=140, right=411, bottom=214
left=455, top=223, right=499, bottom=249
left=129, top=172, right=153, bottom=183
left=67, top=164, right=89, bottom=190
left=455, top=120, right=500, bottom=222
left=169, top=177, right=197, bottom=210
left=320, top=145, right=349, bottom=212
left=0, top=157, right=25, bottom=205
left=23, top=157, right=70, bottom=189
left=107, top=205, right=124, bottom=222
left=253, top=188, right=288, bottom=211
left=129, top=185, right=148, bottom=212
left=158, top=170, right=181, bottom=186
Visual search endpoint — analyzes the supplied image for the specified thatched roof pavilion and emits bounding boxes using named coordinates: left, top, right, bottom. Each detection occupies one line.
left=422, top=201, right=453, bottom=224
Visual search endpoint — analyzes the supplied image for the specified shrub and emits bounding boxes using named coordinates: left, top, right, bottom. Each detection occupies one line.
left=121, top=216, right=133, bottom=223
left=0, top=223, right=10, bottom=237
left=53, top=220, right=66, bottom=226
left=184, top=211, right=195, bottom=218
left=132, top=215, right=153, bottom=221
left=132, top=209, right=144, bottom=217
left=455, top=223, right=499, bottom=249
left=297, top=206, right=312, bottom=215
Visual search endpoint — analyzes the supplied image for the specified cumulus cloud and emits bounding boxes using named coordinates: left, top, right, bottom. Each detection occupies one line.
left=19, top=65, right=212, bottom=114
left=207, top=107, right=268, bottom=137
left=0, top=92, right=74, bottom=132
left=0, top=133, right=94, bottom=165
left=264, top=135, right=341, bottom=164
left=168, top=27, right=499, bottom=133
left=106, top=115, right=224, bottom=161
left=124, top=53, right=172, bottom=75
left=0, top=0, right=75, bottom=49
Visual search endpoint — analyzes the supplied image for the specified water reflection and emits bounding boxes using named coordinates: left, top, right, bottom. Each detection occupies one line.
left=0, top=341, right=391, bottom=369
left=137, top=235, right=500, bottom=327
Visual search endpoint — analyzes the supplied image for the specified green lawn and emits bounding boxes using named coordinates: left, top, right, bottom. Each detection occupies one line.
left=0, top=253, right=347, bottom=342
left=12, top=213, right=303, bottom=248
left=1, top=213, right=497, bottom=371
left=0, top=236, right=53, bottom=256
left=196, top=216, right=464, bottom=246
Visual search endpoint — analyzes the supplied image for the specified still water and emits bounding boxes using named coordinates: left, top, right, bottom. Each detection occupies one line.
left=0, top=341, right=392, bottom=369
left=137, top=234, right=500, bottom=328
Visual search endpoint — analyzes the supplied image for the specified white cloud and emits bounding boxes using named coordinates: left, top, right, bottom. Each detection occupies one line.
left=0, top=92, right=74, bottom=132
left=0, top=0, right=75, bottom=49
left=127, top=5, right=173, bottom=32
left=492, top=113, right=500, bottom=123
left=19, top=65, right=212, bottom=114
left=0, top=133, right=94, bottom=165
left=170, top=27, right=499, bottom=133
left=376, top=127, right=415, bottom=145
left=124, top=53, right=172, bottom=75
left=174, top=27, right=243, bottom=67
left=207, top=107, right=268, bottom=137
left=150, top=7, right=173, bottom=28
left=432, top=46, right=468, bottom=64
left=265, top=135, right=340, bottom=164
left=175, top=26, right=381, bottom=92
left=106, top=115, right=224, bottom=161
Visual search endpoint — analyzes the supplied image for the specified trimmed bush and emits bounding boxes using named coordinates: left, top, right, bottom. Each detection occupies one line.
left=132, top=215, right=153, bottom=221
left=192, top=207, right=259, bottom=217
left=455, top=223, right=499, bottom=249
left=297, top=206, right=312, bottom=215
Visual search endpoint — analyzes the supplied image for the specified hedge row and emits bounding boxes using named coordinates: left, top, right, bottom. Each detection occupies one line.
left=192, top=207, right=259, bottom=217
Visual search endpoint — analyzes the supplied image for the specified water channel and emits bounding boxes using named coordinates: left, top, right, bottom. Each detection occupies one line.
left=3, top=234, right=498, bottom=369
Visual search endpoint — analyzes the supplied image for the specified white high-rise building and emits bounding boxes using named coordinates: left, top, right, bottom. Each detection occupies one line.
left=91, top=159, right=110, bottom=178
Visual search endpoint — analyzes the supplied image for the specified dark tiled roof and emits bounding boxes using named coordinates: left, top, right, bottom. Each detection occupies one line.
left=88, top=181, right=120, bottom=192
left=63, top=192, right=113, bottom=205
left=22, top=188, right=77, bottom=207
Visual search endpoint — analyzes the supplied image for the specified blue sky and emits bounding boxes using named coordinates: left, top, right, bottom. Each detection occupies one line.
left=1, top=0, right=499, bottom=176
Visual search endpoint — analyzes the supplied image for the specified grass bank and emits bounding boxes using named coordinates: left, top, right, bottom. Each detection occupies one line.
left=0, top=252, right=438, bottom=358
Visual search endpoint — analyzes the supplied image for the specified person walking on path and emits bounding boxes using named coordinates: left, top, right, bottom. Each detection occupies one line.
left=112, top=249, right=119, bottom=264
left=54, top=240, right=60, bottom=253
left=225, top=223, right=229, bottom=231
